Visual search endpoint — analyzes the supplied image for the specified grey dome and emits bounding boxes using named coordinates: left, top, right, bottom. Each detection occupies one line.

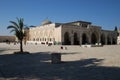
left=42, top=20, right=52, bottom=25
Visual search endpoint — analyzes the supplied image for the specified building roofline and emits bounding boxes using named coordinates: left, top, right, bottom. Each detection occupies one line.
left=64, top=20, right=92, bottom=24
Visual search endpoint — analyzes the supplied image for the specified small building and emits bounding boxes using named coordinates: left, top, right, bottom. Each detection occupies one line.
left=0, top=36, right=16, bottom=42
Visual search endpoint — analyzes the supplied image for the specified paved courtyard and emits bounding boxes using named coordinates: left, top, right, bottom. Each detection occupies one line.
left=0, top=43, right=120, bottom=80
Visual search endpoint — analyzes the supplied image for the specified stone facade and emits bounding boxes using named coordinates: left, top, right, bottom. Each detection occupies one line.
left=26, top=20, right=117, bottom=45
left=117, top=29, right=120, bottom=44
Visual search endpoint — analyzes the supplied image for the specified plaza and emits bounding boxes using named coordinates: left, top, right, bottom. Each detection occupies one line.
left=0, top=43, right=120, bottom=80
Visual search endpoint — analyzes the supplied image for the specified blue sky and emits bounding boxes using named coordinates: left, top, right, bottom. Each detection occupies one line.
left=0, top=0, right=120, bottom=35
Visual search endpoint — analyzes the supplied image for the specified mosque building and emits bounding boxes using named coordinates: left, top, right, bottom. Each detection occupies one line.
left=25, top=20, right=117, bottom=46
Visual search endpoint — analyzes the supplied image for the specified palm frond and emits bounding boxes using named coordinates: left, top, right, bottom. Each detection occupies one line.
left=19, top=18, right=24, bottom=30
left=9, top=21, right=19, bottom=28
left=7, top=25, right=19, bottom=30
left=7, top=25, right=16, bottom=29
left=7, top=18, right=25, bottom=41
left=7, top=25, right=20, bottom=34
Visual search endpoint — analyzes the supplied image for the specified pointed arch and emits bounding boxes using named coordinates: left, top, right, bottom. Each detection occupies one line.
left=112, top=38, right=116, bottom=44
left=91, top=33, right=98, bottom=44
left=82, top=33, right=88, bottom=44
left=64, top=32, right=71, bottom=45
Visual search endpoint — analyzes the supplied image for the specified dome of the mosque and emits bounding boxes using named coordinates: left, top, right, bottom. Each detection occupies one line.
left=41, top=20, right=52, bottom=25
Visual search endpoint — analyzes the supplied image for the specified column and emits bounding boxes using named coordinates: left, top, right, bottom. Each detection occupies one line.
left=71, top=36, right=74, bottom=45
left=111, top=38, right=112, bottom=45
left=79, top=34, right=82, bottom=46
left=98, top=33, right=101, bottom=45
left=105, top=36, right=107, bottom=45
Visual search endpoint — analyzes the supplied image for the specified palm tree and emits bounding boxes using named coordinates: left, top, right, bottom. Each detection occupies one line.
left=7, top=18, right=25, bottom=52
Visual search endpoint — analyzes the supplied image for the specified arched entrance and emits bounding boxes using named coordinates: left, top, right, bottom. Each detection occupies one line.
left=107, top=36, right=111, bottom=45
left=112, top=38, right=116, bottom=44
left=74, top=33, right=79, bottom=45
left=82, top=33, right=88, bottom=44
left=64, top=32, right=71, bottom=45
left=91, top=33, right=98, bottom=44
left=101, top=34, right=105, bottom=45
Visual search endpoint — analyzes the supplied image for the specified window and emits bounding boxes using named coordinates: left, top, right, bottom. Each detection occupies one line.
left=82, top=24, right=87, bottom=28
left=33, top=38, right=35, bottom=41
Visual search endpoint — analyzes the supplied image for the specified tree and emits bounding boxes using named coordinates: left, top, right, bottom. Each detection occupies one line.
left=114, top=26, right=118, bottom=31
left=7, top=18, right=25, bottom=52
left=114, top=26, right=119, bottom=36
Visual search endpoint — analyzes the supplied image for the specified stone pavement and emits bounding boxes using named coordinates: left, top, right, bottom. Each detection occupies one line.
left=0, top=43, right=120, bottom=80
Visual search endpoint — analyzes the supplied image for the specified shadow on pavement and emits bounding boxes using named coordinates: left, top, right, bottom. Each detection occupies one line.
left=0, top=52, right=120, bottom=80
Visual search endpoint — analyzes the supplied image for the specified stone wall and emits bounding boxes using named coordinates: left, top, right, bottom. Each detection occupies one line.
left=0, top=36, right=16, bottom=42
